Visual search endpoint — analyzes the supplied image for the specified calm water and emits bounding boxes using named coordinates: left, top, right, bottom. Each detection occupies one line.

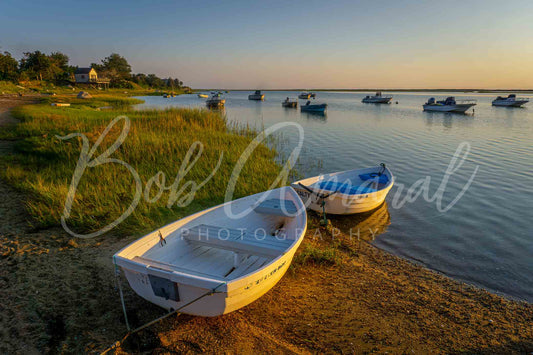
left=136, top=91, right=533, bottom=302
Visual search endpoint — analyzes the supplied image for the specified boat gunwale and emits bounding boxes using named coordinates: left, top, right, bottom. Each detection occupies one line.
left=292, top=166, right=395, bottom=198
left=113, top=186, right=307, bottom=293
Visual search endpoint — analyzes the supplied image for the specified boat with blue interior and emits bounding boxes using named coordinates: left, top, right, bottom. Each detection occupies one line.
left=291, top=164, right=394, bottom=215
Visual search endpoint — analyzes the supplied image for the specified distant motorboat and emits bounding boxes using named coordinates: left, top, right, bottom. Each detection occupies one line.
left=198, top=94, right=209, bottom=98
left=248, top=90, right=265, bottom=100
left=301, top=101, right=327, bottom=113
left=423, top=97, right=476, bottom=113
left=298, top=92, right=311, bottom=99
left=282, top=97, right=298, bottom=108
left=492, top=94, right=529, bottom=107
left=206, top=92, right=225, bottom=108
left=362, top=91, right=392, bottom=104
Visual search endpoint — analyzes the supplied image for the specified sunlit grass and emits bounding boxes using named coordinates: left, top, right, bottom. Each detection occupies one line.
left=293, top=244, right=339, bottom=266
left=0, top=95, right=284, bottom=236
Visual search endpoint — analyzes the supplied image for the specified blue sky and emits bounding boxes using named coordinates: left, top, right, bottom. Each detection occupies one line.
left=1, top=0, right=532, bottom=88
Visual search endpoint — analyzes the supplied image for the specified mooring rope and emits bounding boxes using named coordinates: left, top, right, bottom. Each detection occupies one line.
left=103, top=261, right=226, bottom=354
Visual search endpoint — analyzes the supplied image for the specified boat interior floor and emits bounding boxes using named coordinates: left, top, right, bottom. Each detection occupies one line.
left=138, top=199, right=298, bottom=281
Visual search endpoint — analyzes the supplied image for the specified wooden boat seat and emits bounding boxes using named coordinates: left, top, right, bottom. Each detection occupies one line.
left=182, top=224, right=292, bottom=258
left=253, top=199, right=297, bottom=216
left=132, top=256, right=225, bottom=280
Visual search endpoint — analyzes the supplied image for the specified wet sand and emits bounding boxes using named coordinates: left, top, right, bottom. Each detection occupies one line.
left=0, top=97, right=532, bottom=353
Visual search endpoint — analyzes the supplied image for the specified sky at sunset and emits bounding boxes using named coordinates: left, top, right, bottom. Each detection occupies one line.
left=1, top=0, right=532, bottom=89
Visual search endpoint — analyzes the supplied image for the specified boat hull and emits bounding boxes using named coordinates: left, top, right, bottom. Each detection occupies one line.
left=362, top=97, right=392, bottom=104
left=301, top=104, right=327, bottom=113
left=198, top=94, right=208, bottom=98
left=291, top=166, right=394, bottom=215
left=492, top=100, right=528, bottom=107
left=114, top=187, right=306, bottom=317
left=248, top=95, right=265, bottom=100
left=120, top=245, right=299, bottom=316
left=282, top=101, right=298, bottom=108
left=423, top=103, right=475, bottom=113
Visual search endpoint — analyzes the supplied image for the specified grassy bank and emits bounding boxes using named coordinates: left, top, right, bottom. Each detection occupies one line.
left=0, top=80, right=187, bottom=96
left=0, top=94, right=282, bottom=236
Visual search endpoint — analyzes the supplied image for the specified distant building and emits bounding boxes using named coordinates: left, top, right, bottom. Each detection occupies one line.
left=74, top=67, right=110, bottom=89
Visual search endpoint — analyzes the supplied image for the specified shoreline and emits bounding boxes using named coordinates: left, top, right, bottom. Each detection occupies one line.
left=0, top=95, right=532, bottom=353
left=195, top=88, right=533, bottom=93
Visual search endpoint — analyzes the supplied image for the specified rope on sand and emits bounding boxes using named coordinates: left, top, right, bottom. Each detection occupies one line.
left=102, top=261, right=226, bottom=354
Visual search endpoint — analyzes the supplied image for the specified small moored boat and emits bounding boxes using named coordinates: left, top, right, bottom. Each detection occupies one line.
left=301, top=101, right=327, bottom=113
left=291, top=164, right=394, bottom=215
left=492, top=94, right=529, bottom=107
left=282, top=97, right=298, bottom=108
left=362, top=91, right=392, bottom=104
left=423, top=97, right=476, bottom=113
left=197, top=94, right=209, bottom=98
left=298, top=92, right=311, bottom=99
left=206, top=92, right=225, bottom=108
left=248, top=90, right=265, bottom=100
left=113, top=187, right=307, bottom=316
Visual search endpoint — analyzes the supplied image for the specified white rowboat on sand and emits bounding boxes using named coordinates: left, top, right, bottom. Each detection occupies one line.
left=113, top=186, right=307, bottom=317
left=291, top=164, right=394, bottom=215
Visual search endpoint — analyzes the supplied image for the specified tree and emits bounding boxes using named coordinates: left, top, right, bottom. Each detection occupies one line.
left=131, top=73, right=147, bottom=86
left=90, top=62, right=105, bottom=73
left=145, top=74, right=165, bottom=88
left=0, top=51, right=19, bottom=81
left=101, top=53, right=131, bottom=86
left=49, top=51, right=70, bottom=82
left=20, top=51, right=51, bottom=81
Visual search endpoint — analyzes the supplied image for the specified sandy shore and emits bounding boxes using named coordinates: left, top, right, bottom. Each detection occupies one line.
left=0, top=97, right=532, bottom=353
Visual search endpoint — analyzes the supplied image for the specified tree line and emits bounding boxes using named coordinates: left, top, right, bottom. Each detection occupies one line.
left=0, top=51, right=184, bottom=89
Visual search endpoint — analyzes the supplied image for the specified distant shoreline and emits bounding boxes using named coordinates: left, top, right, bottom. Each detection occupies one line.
left=196, top=88, right=533, bottom=93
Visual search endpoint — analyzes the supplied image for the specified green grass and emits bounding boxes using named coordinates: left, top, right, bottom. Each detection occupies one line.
left=0, top=80, right=183, bottom=96
left=0, top=95, right=284, bottom=237
left=293, top=244, right=339, bottom=266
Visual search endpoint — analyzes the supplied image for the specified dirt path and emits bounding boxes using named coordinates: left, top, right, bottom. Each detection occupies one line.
left=0, top=97, right=531, bottom=353
left=0, top=96, right=39, bottom=126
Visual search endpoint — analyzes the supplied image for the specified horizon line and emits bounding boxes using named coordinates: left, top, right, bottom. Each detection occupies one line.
left=193, top=88, right=533, bottom=92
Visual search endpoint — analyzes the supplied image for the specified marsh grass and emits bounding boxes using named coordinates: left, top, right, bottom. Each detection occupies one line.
left=0, top=95, right=284, bottom=236
left=293, top=244, right=339, bottom=266
left=0, top=80, right=173, bottom=96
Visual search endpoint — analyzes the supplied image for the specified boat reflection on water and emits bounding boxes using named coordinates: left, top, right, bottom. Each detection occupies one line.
left=327, top=201, right=391, bottom=242
left=301, top=110, right=327, bottom=122
left=423, top=111, right=474, bottom=129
